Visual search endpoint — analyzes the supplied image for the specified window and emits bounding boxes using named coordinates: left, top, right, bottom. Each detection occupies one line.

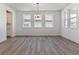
left=34, top=21, right=42, bottom=27
left=69, top=9, right=77, bottom=28
left=23, top=22, right=31, bottom=27
left=34, top=14, right=42, bottom=28
left=23, top=14, right=31, bottom=27
left=45, top=22, right=53, bottom=27
left=64, top=8, right=77, bottom=29
left=23, top=14, right=54, bottom=28
left=45, top=14, right=54, bottom=27
left=64, top=10, right=69, bottom=28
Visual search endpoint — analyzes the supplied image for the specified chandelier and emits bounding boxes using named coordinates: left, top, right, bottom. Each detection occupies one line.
left=35, top=3, right=40, bottom=18
left=36, top=3, right=39, bottom=13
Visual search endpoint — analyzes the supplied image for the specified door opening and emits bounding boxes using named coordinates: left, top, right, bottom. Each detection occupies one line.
left=6, top=10, right=12, bottom=38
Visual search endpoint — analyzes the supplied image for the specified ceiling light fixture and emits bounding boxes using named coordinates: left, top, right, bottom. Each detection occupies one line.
left=35, top=3, right=40, bottom=18
left=36, top=3, right=39, bottom=13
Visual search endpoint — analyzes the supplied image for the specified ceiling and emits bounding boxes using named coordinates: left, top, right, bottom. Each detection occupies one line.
left=6, top=3, right=69, bottom=11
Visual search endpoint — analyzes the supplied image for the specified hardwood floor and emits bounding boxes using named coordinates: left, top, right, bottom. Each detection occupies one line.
left=0, top=36, right=79, bottom=55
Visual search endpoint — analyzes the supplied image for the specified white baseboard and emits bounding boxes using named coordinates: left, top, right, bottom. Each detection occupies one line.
left=61, top=35, right=79, bottom=44
left=15, top=34, right=60, bottom=37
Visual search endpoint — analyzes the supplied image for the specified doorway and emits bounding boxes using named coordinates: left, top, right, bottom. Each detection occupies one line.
left=6, top=10, right=12, bottom=37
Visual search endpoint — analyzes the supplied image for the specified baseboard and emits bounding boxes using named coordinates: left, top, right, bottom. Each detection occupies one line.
left=0, top=38, right=7, bottom=44
left=60, top=35, right=79, bottom=44
left=15, top=35, right=61, bottom=37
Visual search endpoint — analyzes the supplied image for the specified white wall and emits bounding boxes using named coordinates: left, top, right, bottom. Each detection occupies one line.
left=0, top=3, right=16, bottom=42
left=61, top=3, right=79, bottom=43
left=15, top=11, right=61, bottom=36
left=0, top=4, right=7, bottom=42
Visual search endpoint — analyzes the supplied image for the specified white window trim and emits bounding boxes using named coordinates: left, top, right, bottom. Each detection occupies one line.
left=23, top=14, right=31, bottom=28
left=44, top=14, right=54, bottom=28
left=69, top=8, right=78, bottom=29
left=23, top=14, right=54, bottom=28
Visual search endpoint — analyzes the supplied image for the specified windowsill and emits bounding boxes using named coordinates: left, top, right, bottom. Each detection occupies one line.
left=64, top=27, right=78, bottom=30
left=69, top=28, right=78, bottom=30
left=23, top=27, right=54, bottom=29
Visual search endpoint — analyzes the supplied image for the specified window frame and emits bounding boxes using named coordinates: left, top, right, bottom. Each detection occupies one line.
left=34, top=14, right=43, bottom=28
left=45, top=14, right=54, bottom=28
left=23, top=13, right=54, bottom=28
left=69, top=8, right=78, bottom=29
left=23, top=14, right=32, bottom=28
left=64, top=10, right=70, bottom=28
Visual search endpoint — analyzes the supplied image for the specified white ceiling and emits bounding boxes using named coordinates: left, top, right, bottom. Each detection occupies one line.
left=6, top=3, right=69, bottom=11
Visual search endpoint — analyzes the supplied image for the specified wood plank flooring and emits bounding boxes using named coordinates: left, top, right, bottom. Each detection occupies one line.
left=0, top=36, right=79, bottom=55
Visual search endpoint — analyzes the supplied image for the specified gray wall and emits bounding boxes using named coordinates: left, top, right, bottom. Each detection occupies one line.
left=0, top=4, right=6, bottom=42
left=0, top=3, right=16, bottom=42
left=61, top=3, right=79, bottom=43
left=15, top=10, right=61, bottom=36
